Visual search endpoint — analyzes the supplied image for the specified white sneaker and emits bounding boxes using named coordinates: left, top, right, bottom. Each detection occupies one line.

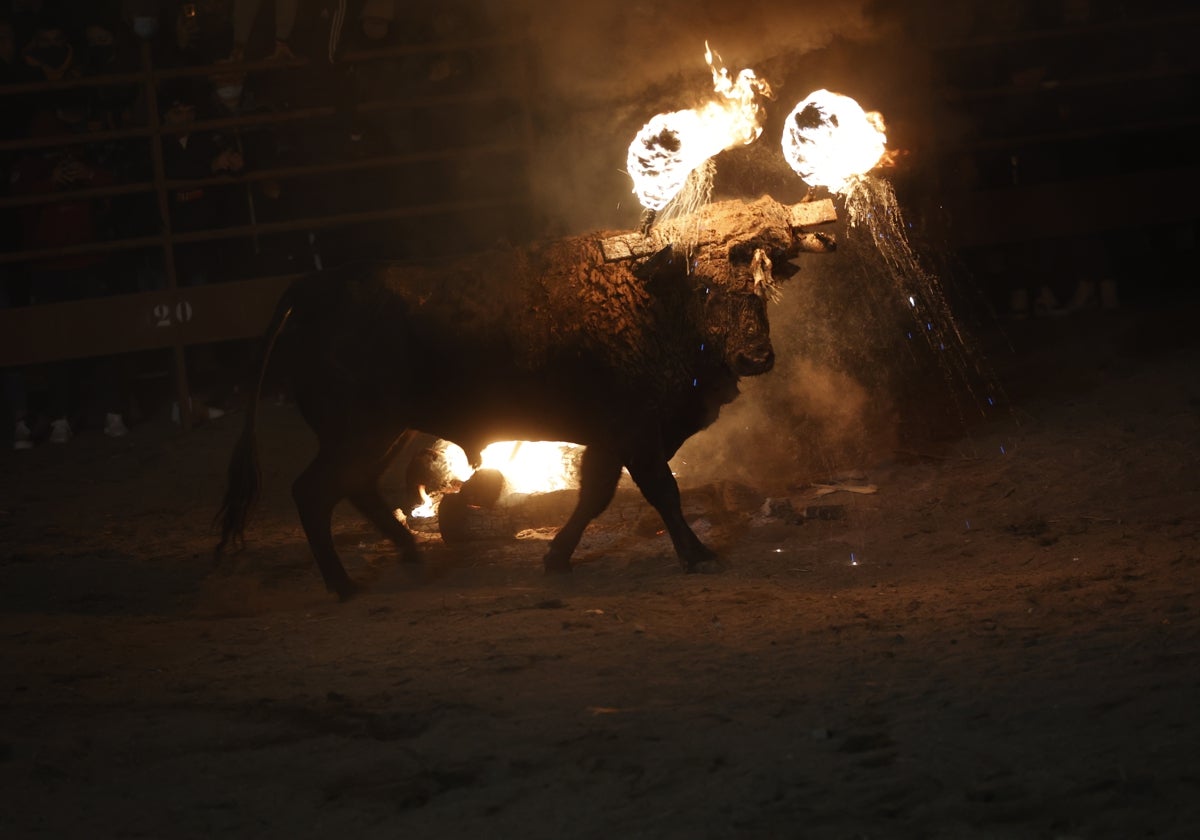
left=104, top=412, right=129, bottom=438
left=49, top=417, right=72, bottom=444
left=171, top=400, right=225, bottom=424
left=13, top=420, right=33, bottom=450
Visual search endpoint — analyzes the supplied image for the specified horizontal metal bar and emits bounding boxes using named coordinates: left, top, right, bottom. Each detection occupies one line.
left=941, top=166, right=1200, bottom=248
left=0, top=273, right=299, bottom=368
left=0, top=195, right=529, bottom=265
left=0, top=32, right=529, bottom=97
left=959, top=114, right=1200, bottom=152
left=0, top=140, right=530, bottom=211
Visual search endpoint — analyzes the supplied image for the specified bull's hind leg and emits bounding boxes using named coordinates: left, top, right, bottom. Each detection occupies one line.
left=544, top=446, right=623, bottom=573
left=295, top=432, right=422, bottom=597
left=347, top=430, right=421, bottom=565
left=348, top=487, right=420, bottom=562
left=293, top=429, right=415, bottom=599
left=293, top=450, right=360, bottom=599
left=625, top=454, right=719, bottom=572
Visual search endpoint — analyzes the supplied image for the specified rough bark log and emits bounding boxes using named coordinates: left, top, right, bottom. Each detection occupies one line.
left=600, top=197, right=837, bottom=263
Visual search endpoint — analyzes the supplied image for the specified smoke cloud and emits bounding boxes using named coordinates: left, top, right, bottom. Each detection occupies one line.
left=494, top=0, right=887, bottom=233
left=427, top=1, right=986, bottom=490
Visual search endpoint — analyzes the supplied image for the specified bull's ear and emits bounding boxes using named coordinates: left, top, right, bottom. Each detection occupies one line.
left=633, top=244, right=681, bottom=282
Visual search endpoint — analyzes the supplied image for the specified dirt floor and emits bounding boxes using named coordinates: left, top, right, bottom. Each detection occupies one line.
left=2, top=303, right=1198, bottom=839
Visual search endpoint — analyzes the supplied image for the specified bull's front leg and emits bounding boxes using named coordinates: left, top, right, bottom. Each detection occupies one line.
left=543, top=446, right=624, bottom=573
left=625, top=454, right=719, bottom=572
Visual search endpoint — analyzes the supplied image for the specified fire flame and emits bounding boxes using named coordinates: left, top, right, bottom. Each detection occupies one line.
left=409, top=486, right=437, bottom=520
left=781, top=89, right=887, bottom=194
left=441, top=440, right=583, bottom=497
left=627, top=43, right=771, bottom=211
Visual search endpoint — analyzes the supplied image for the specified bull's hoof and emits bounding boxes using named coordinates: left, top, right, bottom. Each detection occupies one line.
left=543, top=554, right=573, bottom=575
left=683, top=546, right=724, bottom=574
left=331, top=578, right=362, bottom=601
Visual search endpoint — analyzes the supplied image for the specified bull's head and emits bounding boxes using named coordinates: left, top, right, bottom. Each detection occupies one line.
left=702, top=256, right=776, bottom=377
left=648, top=195, right=831, bottom=378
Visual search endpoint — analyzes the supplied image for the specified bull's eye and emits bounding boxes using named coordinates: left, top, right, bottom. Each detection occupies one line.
left=741, top=305, right=764, bottom=334
left=728, top=242, right=761, bottom=265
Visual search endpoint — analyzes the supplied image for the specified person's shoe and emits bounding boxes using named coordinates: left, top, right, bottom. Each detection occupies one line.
left=171, top=400, right=225, bottom=424
left=267, top=39, right=296, bottom=62
left=1063, top=279, right=1097, bottom=313
left=1033, top=285, right=1060, bottom=317
left=49, top=417, right=72, bottom=444
left=104, top=412, right=129, bottom=438
left=13, top=420, right=33, bottom=450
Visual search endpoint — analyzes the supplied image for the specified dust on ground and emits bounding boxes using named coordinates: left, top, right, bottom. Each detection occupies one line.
left=1, top=306, right=1198, bottom=839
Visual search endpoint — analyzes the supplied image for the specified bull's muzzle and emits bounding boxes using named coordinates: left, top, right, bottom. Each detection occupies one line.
left=734, top=346, right=775, bottom=377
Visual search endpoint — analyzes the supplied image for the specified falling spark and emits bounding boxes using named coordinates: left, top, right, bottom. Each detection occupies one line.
left=779, top=89, right=999, bottom=418
left=842, top=174, right=1002, bottom=418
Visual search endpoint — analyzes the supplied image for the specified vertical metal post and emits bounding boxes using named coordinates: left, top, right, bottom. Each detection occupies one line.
left=141, top=39, right=192, bottom=430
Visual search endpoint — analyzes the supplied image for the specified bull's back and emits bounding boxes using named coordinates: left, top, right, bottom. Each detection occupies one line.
left=275, top=251, right=720, bottom=451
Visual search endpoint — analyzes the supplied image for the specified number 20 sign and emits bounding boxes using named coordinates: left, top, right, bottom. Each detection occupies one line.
left=152, top=300, right=193, bottom=328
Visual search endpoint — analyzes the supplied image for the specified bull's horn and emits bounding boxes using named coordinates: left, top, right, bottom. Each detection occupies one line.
left=751, top=248, right=781, bottom=302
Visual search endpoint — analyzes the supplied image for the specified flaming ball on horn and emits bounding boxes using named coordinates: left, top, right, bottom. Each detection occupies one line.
left=627, top=43, right=771, bottom=220
left=781, top=89, right=887, bottom=195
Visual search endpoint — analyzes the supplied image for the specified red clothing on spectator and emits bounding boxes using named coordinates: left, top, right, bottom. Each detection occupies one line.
left=11, top=151, right=115, bottom=272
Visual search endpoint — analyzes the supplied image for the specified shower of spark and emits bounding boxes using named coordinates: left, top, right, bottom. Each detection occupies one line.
left=627, top=43, right=771, bottom=212
left=780, top=89, right=1000, bottom=417
left=843, top=174, right=1000, bottom=418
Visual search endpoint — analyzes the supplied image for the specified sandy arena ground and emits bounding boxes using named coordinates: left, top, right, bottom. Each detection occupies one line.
left=2, top=304, right=1198, bottom=839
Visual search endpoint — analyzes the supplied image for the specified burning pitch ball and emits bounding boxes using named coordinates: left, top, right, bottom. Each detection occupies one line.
left=781, top=89, right=888, bottom=195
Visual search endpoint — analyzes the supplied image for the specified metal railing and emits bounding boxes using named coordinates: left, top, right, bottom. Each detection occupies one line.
left=0, top=28, right=538, bottom=428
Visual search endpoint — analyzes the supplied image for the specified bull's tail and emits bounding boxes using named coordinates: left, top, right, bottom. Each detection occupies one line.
left=214, top=288, right=295, bottom=558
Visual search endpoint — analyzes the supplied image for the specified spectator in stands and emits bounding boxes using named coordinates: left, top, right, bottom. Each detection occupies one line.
left=7, top=0, right=47, bottom=52
left=10, top=109, right=130, bottom=443
left=75, top=18, right=142, bottom=136
left=1, top=15, right=40, bottom=138
left=123, top=0, right=161, bottom=45
left=21, top=15, right=76, bottom=81
left=172, top=0, right=234, bottom=66
left=0, top=15, right=27, bottom=79
left=358, top=0, right=394, bottom=44
left=157, top=76, right=248, bottom=420
left=159, top=76, right=244, bottom=244
left=228, top=0, right=297, bottom=62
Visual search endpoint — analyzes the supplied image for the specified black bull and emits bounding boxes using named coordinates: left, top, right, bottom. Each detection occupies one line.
left=216, top=196, right=806, bottom=598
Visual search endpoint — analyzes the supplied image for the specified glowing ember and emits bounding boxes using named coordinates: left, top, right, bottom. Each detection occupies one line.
left=627, top=43, right=771, bottom=211
left=440, top=440, right=583, bottom=497
left=781, top=89, right=887, bottom=194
